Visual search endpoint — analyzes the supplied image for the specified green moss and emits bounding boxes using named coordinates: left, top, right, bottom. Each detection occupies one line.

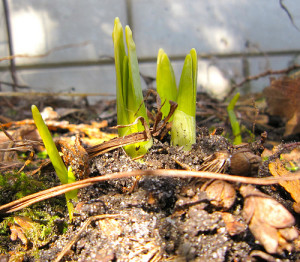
left=0, top=172, right=46, bottom=203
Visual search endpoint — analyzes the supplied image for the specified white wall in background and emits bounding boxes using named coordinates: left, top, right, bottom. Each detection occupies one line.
left=0, top=0, right=299, bottom=102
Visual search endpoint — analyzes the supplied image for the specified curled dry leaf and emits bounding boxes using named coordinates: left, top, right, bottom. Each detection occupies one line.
left=201, top=180, right=236, bottom=210
left=269, top=158, right=300, bottom=213
left=58, top=135, right=89, bottom=179
left=9, top=216, right=34, bottom=248
left=220, top=212, right=247, bottom=236
left=240, top=185, right=298, bottom=254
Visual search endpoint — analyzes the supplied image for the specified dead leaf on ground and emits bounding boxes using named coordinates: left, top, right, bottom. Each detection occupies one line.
left=9, top=216, right=34, bottom=248
left=263, top=75, right=300, bottom=136
left=269, top=158, right=300, bottom=213
left=201, top=180, right=236, bottom=210
left=280, top=147, right=300, bottom=171
left=58, top=135, right=89, bottom=179
left=240, top=185, right=298, bottom=254
left=220, top=212, right=247, bottom=236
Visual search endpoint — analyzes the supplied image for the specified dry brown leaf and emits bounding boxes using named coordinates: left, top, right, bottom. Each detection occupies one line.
left=263, top=75, right=300, bottom=136
left=9, top=216, right=34, bottom=248
left=201, top=180, right=236, bottom=210
left=269, top=159, right=300, bottom=212
left=280, top=147, right=300, bottom=168
left=240, top=185, right=298, bottom=254
left=220, top=212, right=247, bottom=236
left=10, top=224, right=28, bottom=246
left=58, top=135, right=89, bottom=179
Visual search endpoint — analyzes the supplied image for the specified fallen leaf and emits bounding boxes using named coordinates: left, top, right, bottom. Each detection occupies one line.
left=10, top=224, right=29, bottom=247
left=201, top=180, right=236, bottom=210
left=220, top=212, right=247, bottom=236
left=240, top=185, right=298, bottom=254
left=269, top=159, right=300, bottom=212
left=58, top=135, right=89, bottom=179
left=263, top=75, right=300, bottom=136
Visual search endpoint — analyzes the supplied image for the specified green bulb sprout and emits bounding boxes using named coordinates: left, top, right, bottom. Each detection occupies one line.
left=112, top=17, right=198, bottom=154
left=31, top=105, right=77, bottom=220
left=227, top=92, right=242, bottom=145
left=112, top=17, right=153, bottom=158
left=156, top=48, right=178, bottom=120
left=170, top=48, right=198, bottom=151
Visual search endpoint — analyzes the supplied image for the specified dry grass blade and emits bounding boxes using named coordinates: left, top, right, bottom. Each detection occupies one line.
left=87, top=131, right=147, bottom=158
left=1, top=169, right=300, bottom=214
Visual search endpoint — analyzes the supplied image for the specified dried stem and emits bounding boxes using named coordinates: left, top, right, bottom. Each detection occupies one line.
left=229, top=63, right=300, bottom=96
left=1, top=169, right=300, bottom=214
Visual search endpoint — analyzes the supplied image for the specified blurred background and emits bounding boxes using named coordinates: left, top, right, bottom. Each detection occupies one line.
left=1, top=0, right=300, bottom=103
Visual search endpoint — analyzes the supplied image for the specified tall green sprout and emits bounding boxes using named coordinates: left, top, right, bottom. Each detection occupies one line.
left=31, top=105, right=77, bottom=220
left=112, top=17, right=152, bottom=158
left=156, top=49, right=177, bottom=120
left=227, top=92, right=242, bottom=145
left=170, top=49, right=198, bottom=150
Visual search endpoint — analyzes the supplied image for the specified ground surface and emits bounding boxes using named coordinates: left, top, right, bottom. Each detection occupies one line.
left=0, top=88, right=300, bottom=262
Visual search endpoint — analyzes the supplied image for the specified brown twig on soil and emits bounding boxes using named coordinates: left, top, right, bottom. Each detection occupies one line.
left=54, top=214, right=123, bottom=262
left=1, top=169, right=300, bottom=214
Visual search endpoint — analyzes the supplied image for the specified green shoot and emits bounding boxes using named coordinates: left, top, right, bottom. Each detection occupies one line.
left=227, top=92, right=242, bottom=145
left=156, top=49, right=177, bottom=120
left=31, top=105, right=77, bottom=220
left=171, top=48, right=198, bottom=150
left=112, top=17, right=152, bottom=158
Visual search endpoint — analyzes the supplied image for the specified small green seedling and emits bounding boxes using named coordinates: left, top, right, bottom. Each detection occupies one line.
left=170, top=48, right=198, bottom=151
left=227, top=92, right=242, bottom=145
left=112, top=17, right=153, bottom=158
left=31, top=105, right=77, bottom=220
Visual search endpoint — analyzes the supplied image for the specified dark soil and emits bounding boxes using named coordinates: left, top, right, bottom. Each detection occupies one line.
left=0, top=93, right=299, bottom=262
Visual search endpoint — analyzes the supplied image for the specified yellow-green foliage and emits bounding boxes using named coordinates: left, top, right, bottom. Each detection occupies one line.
left=112, top=17, right=153, bottom=158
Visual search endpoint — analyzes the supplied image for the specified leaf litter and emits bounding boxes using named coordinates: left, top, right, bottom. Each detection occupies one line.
left=0, top=89, right=300, bottom=261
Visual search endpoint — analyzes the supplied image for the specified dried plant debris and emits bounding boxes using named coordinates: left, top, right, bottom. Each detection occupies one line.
left=220, top=212, right=247, bottom=236
left=269, top=158, right=300, bottom=213
left=201, top=180, right=236, bottom=210
left=264, top=75, right=300, bottom=136
left=2, top=96, right=300, bottom=261
left=240, top=185, right=299, bottom=254
left=58, top=135, right=90, bottom=179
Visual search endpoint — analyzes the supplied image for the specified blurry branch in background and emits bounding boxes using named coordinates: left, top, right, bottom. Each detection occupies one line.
left=0, top=41, right=91, bottom=62
left=279, top=0, right=300, bottom=31
left=229, top=63, right=300, bottom=96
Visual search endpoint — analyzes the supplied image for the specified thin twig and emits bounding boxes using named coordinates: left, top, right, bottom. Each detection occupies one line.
left=0, top=41, right=90, bottom=62
left=1, top=169, right=300, bottom=214
left=229, top=64, right=300, bottom=96
left=279, top=0, right=300, bottom=31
